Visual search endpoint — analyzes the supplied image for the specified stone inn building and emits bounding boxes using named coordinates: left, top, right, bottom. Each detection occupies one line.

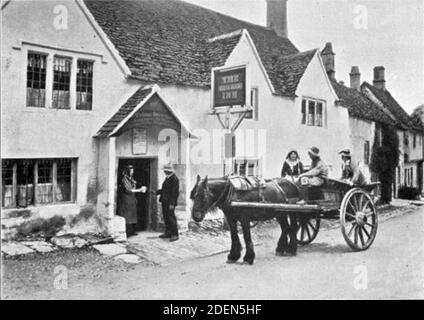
left=1, top=0, right=422, bottom=239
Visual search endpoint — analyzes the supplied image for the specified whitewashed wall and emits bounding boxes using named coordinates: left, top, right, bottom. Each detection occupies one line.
left=1, top=1, right=139, bottom=221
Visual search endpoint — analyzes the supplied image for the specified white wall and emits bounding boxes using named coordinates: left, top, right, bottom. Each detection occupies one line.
left=349, top=117, right=375, bottom=181
left=1, top=0, right=140, bottom=211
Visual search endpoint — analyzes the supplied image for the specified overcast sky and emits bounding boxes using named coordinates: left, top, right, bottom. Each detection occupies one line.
left=185, top=0, right=424, bottom=114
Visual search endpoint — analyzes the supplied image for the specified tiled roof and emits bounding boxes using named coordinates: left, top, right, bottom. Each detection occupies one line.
left=268, top=49, right=316, bottom=97
left=84, top=0, right=304, bottom=96
left=95, top=87, right=153, bottom=137
left=203, top=31, right=244, bottom=82
left=331, top=80, right=395, bottom=126
left=362, top=82, right=420, bottom=131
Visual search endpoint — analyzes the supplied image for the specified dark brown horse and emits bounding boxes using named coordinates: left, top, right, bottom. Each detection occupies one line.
left=190, top=175, right=300, bottom=264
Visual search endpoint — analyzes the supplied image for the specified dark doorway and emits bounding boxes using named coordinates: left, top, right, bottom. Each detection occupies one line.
left=117, top=158, right=151, bottom=231
left=418, top=162, right=423, bottom=193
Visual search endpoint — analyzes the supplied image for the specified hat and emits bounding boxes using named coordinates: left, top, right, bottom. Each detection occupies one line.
left=339, top=149, right=351, bottom=158
left=162, top=164, right=174, bottom=172
left=125, top=165, right=134, bottom=169
left=308, top=146, right=320, bottom=158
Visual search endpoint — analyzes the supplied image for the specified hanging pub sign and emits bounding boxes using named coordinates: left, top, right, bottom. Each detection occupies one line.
left=213, top=67, right=246, bottom=108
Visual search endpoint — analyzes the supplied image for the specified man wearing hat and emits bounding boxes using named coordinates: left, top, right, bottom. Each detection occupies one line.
left=339, top=149, right=366, bottom=185
left=156, top=164, right=180, bottom=241
left=297, top=147, right=329, bottom=203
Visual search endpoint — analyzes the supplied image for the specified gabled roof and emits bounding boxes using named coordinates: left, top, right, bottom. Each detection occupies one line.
left=95, top=85, right=193, bottom=138
left=268, top=49, right=317, bottom=97
left=203, top=30, right=244, bottom=82
left=331, top=80, right=395, bottom=126
left=362, top=82, right=420, bottom=131
left=83, top=0, right=305, bottom=97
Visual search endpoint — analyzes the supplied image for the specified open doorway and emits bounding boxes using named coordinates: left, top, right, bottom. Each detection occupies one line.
left=117, top=158, right=155, bottom=231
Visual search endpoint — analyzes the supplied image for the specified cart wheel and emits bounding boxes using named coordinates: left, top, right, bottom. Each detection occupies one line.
left=340, top=188, right=378, bottom=251
left=297, top=215, right=320, bottom=245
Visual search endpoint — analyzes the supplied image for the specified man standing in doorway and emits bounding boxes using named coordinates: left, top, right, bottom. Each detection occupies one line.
left=157, top=164, right=180, bottom=242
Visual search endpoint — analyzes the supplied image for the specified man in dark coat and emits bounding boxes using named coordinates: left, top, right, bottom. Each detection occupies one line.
left=157, top=164, right=180, bottom=241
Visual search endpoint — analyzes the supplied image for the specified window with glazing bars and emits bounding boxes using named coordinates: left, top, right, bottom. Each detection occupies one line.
left=2, top=160, right=14, bottom=208
left=302, top=98, right=325, bottom=127
left=1, top=159, right=76, bottom=208
left=52, top=56, right=71, bottom=109
left=37, top=159, right=53, bottom=204
left=56, top=159, right=72, bottom=202
left=76, top=60, right=93, bottom=110
left=26, top=53, right=47, bottom=107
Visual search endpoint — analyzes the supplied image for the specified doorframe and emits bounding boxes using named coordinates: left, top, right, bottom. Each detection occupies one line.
left=114, top=156, right=159, bottom=229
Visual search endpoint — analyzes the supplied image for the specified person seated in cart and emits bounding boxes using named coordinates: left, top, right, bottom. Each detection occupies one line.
left=281, top=149, right=304, bottom=183
left=296, top=146, right=329, bottom=204
left=339, top=149, right=367, bottom=186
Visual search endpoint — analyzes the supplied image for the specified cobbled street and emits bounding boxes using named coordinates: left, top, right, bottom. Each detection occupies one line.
left=2, top=201, right=423, bottom=300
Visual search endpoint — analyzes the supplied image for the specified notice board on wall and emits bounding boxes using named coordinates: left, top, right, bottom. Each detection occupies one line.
left=132, top=128, right=147, bottom=154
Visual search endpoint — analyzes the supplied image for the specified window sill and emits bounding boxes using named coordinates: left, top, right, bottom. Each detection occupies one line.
left=2, top=202, right=77, bottom=211
left=23, top=107, right=93, bottom=115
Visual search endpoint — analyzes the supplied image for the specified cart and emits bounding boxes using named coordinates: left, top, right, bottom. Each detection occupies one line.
left=230, top=179, right=380, bottom=251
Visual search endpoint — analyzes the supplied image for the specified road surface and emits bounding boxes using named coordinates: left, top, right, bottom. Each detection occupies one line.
left=3, top=205, right=424, bottom=299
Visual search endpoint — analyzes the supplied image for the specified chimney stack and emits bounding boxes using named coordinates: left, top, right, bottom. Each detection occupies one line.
left=321, top=42, right=335, bottom=80
left=266, top=0, right=288, bottom=38
left=350, top=66, right=361, bottom=91
left=373, top=66, right=386, bottom=90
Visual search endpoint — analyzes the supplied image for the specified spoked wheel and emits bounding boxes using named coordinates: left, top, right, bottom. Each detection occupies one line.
left=297, top=215, right=320, bottom=245
left=340, top=188, right=378, bottom=251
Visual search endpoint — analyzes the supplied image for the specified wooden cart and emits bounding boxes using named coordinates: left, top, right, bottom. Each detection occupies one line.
left=231, top=179, right=380, bottom=251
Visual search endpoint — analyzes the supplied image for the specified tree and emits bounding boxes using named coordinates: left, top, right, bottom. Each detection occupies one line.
left=370, top=124, right=400, bottom=204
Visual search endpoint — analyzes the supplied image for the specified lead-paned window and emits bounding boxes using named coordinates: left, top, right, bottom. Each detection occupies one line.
left=307, top=101, right=315, bottom=126
left=52, top=56, right=72, bottom=109
left=26, top=52, right=47, bottom=107
left=1, top=159, right=76, bottom=208
left=16, top=160, right=35, bottom=207
left=76, top=60, right=93, bottom=110
left=56, top=159, right=72, bottom=202
left=302, top=98, right=325, bottom=127
left=2, top=160, right=14, bottom=208
left=37, top=159, right=53, bottom=204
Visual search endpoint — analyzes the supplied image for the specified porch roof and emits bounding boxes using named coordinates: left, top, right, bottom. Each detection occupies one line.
left=94, top=85, right=194, bottom=138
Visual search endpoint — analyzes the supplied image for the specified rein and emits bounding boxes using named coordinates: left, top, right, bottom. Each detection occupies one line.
left=205, top=177, right=232, bottom=212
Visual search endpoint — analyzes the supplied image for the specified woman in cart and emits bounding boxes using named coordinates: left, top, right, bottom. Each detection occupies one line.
left=281, top=149, right=304, bottom=183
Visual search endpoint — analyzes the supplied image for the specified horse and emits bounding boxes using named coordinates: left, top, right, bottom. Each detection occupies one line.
left=190, top=175, right=300, bottom=265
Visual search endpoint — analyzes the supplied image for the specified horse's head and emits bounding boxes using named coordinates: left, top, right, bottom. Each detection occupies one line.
left=190, top=175, right=214, bottom=222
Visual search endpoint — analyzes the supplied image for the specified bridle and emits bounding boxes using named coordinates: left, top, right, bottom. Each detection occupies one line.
left=200, top=177, right=232, bottom=213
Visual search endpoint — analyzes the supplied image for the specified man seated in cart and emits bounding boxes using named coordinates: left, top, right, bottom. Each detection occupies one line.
left=339, top=149, right=368, bottom=186
left=296, top=146, right=329, bottom=204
